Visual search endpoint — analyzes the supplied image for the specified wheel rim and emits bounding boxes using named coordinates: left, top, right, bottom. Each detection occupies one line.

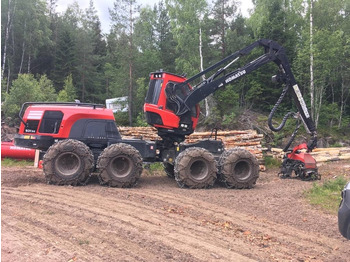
left=189, top=158, right=209, bottom=181
left=110, top=156, right=132, bottom=178
left=56, top=152, right=81, bottom=177
left=233, top=160, right=251, bottom=181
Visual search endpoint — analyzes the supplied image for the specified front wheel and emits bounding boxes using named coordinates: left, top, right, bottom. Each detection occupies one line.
left=218, top=148, right=259, bottom=189
left=174, top=147, right=217, bottom=189
left=43, top=139, right=94, bottom=186
left=97, top=143, right=143, bottom=188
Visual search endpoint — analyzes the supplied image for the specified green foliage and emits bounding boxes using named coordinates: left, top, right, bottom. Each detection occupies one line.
left=245, top=80, right=263, bottom=106
left=1, top=78, right=8, bottom=102
left=222, top=112, right=237, bottom=127
left=1, top=158, right=33, bottom=167
left=264, top=156, right=281, bottom=169
left=214, top=85, right=239, bottom=116
left=2, top=74, right=56, bottom=121
left=135, top=113, right=148, bottom=127
left=148, top=162, right=164, bottom=172
left=319, top=103, right=340, bottom=127
left=114, top=112, right=129, bottom=126
left=167, top=0, right=208, bottom=77
left=78, top=239, right=90, bottom=245
left=57, top=74, right=77, bottom=102
left=38, top=75, right=57, bottom=101
left=305, top=177, right=347, bottom=214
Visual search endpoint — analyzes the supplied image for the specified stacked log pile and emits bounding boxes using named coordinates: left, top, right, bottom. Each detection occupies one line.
left=270, top=147, right=350, bottom=162
left=119, top=126, right=160, bottom=141
left=311, top=148, right=350, bottom=162
left=119, top=127, right=266, bottom=171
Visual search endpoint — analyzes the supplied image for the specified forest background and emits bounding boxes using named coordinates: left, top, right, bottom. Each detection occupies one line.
left=1, top=0, right=349, bottom=146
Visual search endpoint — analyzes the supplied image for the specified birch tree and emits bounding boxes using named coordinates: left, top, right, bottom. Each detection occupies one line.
left=1, top=0, right=16, bottom=88
left=309, top=0, right=314, bottom=119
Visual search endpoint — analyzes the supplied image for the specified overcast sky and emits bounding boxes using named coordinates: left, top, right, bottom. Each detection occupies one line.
left=56, top=0, right=254, bottom=34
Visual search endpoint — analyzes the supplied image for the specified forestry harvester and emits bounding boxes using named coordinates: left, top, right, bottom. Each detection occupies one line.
left=14, top=39, right=319, bottom=189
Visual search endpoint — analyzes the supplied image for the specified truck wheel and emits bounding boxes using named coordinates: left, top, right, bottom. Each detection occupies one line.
left=174, top=147, right=217, bottom=189
left=97, top=143, right=143, bottom=188
left=218, top=148, right=259, bottom=189
left=163, top=162, right=175, bottom=178
left=43, top=139, right=94, bottom=186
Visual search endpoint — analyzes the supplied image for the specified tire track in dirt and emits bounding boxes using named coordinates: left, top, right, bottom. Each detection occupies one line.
left=5, top=184, right=347, bottom=262
left=3, top=169, right=350, bottom=262
left=2, top=219, right=88, bottom=261
left=129, top=189, right=349, bottom=261
left=79, top=185, right=347, bottom=261
left=2, top=196, right=139, bottom=261
left=2, top=190, right=196, bottom=261
left=2, top=186, right=257, bottom=261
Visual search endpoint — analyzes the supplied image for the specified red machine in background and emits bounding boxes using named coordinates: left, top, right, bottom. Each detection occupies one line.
left=280, top=143, right=318, bottom=180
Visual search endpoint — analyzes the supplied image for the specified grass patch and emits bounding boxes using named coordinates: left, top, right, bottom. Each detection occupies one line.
left=1, top=158, right=34, bottom=167
left=264, top=156, right=281, bottom=169
left=144, top=162, right=164, bottom=172
left=305, top=177, right=347, bottom=214
left=78, top=239, right=90, bottom=245
left=142, top=162, right=166, bottom=176
left=148, top=162, right=164, bottom=172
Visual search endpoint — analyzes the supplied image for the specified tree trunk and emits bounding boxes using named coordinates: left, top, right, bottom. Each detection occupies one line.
left=309, top=0, right=314, bottom=120
left=128, top=1, right=134, bottom=126
left=220, top=0, right=225, bottom=58
left=19, top=20, right=27, bottom=74
left=129, top=57, right=133, bottom=126
left=2, top=0, right=12, bottom=81
left=19, top=40, right=25, bottom=74
left=81, top=54, right=86, bottom=101
left=6, top=58, right=11, bottom=93
left=27, top=33, right=32, bottom=73
left=199, top=27, right=210, bottom=117
left=339, top=68, right=349, bottom=128
left=27, top=53, right=31, bottom=73
left=82, top=72, right=86, bottom=101
left=106, top=77, right=109, bottom=98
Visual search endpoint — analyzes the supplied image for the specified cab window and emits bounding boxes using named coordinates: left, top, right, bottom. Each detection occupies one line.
left=38, top=111, right=63, bottom=134
left=145, top=79, right=163, bottom=105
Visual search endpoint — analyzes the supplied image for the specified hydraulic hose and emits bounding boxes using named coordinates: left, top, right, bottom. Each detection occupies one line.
left=268, top=85, right=296, bottom=132
left=283, top=120, right=301, bottom=152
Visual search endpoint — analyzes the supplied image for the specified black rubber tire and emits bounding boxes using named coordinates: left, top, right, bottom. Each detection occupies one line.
left=174, top=147, right=217, bottom=189
left=218, top=148, right=259, bottom=189
left=43, top=139, right=94, bottom=186
left=163, top=162, right=175, bottom=178
left=97, top=143, right=143, bottom=188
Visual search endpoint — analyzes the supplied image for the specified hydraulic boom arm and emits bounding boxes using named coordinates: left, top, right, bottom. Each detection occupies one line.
left=170, top=39, right=317, bottom=150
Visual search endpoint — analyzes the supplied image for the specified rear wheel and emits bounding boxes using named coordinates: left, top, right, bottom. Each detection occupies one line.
left=218, top=148, right=259, bottom=189
left=97, top=143, right=143, bottom=187
left=174, top=147, right=217, bottom=189
left=43, top=139, right=94, bottom=185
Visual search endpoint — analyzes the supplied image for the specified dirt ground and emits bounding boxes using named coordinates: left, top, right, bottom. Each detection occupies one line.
left=2, top=161, right=350, bottom=262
